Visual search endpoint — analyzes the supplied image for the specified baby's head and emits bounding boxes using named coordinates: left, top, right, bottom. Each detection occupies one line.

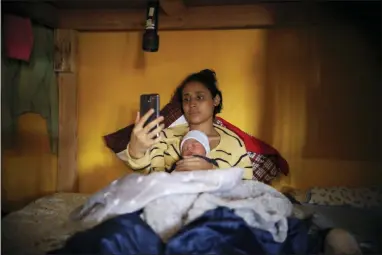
left=180, top=130, right=210, bottom=157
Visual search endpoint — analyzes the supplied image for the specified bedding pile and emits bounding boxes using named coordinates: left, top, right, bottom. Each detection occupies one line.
left=54, top=168, right=309, bottom=254
left=70, top=167, right=293, bottom=243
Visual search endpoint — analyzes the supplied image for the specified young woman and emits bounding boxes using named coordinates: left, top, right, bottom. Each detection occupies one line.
left=125, top=69, right=253, bottom=179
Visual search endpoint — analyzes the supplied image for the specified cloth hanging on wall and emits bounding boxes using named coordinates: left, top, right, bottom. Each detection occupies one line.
left=1, top=23, right=59, bottom=154
left=3, top=14, right=34, bottom=61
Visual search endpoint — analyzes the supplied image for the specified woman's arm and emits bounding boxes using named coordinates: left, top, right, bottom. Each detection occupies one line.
left=123, top=109, right=167, bottom=174
left=124, top=139, right=168, bottom=174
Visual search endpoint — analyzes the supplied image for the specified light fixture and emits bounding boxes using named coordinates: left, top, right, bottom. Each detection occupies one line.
left=142, top=1, right=160, bottom=52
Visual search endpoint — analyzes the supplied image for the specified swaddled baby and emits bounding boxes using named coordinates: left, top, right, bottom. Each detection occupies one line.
left=167, top=130, right=218, bottom=172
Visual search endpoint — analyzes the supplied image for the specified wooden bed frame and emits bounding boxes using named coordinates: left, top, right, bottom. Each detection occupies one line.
left=4, top=0, right=342, bottom=193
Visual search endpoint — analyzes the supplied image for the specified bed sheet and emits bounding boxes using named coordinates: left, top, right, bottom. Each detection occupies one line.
left=2, top=193, right=90, bottom=255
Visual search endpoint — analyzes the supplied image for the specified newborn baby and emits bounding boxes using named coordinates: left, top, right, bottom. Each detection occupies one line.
left=181, top=130, right=210, bottom=157
left=167, top=130, right=218, bottom=172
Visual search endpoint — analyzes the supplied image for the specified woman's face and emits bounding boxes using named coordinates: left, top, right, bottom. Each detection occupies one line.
left=182, top=82, right=216, bottom=125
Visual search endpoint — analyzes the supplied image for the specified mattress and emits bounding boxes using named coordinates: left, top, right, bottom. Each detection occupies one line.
left=2, top=193, right=90, bottom=255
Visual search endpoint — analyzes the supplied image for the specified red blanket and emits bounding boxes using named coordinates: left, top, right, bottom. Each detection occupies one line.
left=215, top=117, right=289, bottom=176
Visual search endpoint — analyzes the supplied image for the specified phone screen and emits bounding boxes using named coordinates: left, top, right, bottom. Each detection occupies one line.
left=140, top=94, right=160, bottom=129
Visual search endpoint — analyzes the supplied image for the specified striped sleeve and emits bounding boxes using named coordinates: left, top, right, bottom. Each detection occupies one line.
left=216, top=126, right=253, bottom=180
left=123, top=129, right=173, bottom=174
left=231, top=150, right=252, bottom=180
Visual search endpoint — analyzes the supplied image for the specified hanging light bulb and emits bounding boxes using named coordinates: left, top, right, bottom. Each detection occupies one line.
left=142, top=1, right=160, bottom=52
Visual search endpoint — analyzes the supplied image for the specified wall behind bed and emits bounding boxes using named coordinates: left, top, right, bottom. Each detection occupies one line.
left=76, top=29, right=271, bottom=192
left=2, top=6, right=380, bottom=208
left=76, top=23, right=381, bottom=193
left=2, top=114, right=57, bottom=211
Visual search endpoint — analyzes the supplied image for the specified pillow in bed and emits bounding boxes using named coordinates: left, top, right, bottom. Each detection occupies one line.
left=307, top=186, right=382, bottom=208
left=280, top=186, right=311, bottom=204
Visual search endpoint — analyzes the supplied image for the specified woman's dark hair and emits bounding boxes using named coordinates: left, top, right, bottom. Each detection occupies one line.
left=174, top=69, right=223, bottom=116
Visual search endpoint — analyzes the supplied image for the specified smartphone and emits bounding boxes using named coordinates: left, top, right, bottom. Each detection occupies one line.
left=140, top=94, right=160, bottom=131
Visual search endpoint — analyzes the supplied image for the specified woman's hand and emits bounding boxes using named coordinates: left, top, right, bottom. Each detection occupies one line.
left=175, top=156, right=214, bottom=172
left=128, top=109, right=164, bottom=159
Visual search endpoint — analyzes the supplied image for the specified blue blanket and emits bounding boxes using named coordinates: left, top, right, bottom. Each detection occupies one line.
left=49, top=207, right=310, bottom=255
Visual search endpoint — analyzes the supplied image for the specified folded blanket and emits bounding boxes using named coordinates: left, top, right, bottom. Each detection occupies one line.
left=71, top=168, right=293, bottom=243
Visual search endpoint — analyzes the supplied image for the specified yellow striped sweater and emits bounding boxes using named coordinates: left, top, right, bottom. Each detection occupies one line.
left=125, top=124, right=253, bottom=179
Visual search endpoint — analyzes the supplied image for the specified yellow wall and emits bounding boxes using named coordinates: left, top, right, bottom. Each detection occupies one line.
left=77, top=30, right=270, bottom=193
left=2, top=27, right=381, bottom=208
left=77, top=29, right=381, bottom=193
left=2, top=114, right=57, bottom=210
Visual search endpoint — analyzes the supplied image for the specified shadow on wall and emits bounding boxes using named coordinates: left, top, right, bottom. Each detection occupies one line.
left=79, top=161, right=130, bottom=194
left=302, top=16, right=382, bottom=162
left=258, top=7, right=382, bottom=188
left=259, top=28, right=310, bottom=186
left=133, top=32, right=146, bottom=70
left=254, top=29, right=275, bottom=147
left=1, top=114, right=57, bottom=211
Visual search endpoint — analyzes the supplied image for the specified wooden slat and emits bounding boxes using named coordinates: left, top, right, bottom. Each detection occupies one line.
left=55, top=29, right=79, bottom=192
left=2, top=2, right=58, bottom=28
left=59, top=5, right=274, bottom=31
left=160, top=0, right=187, bottom=16
left=54, top=30, right=78, bottom=72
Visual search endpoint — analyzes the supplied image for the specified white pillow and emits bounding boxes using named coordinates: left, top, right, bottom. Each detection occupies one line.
left=169, top=115, right=187, bottom=127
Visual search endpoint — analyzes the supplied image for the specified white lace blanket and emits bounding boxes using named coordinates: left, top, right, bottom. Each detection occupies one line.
left=71, top=168, right=293, bottom=243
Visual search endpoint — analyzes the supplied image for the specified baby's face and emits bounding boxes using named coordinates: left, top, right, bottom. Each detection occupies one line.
left=181, top=139, right=206, bottom=157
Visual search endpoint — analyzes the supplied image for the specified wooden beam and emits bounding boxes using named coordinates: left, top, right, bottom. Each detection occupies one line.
left=55, top=29, right=79, bottom=192
left=54, top=30, right=78, bottom=72
left=59, top=5, right=274, bottom=31
left=160, top=0, right=187, bottom=16
left=2, top=2, right=58, bottom=28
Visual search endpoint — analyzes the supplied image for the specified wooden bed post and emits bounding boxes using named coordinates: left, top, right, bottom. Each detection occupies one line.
left=54, top=29, right=79, bottom=192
